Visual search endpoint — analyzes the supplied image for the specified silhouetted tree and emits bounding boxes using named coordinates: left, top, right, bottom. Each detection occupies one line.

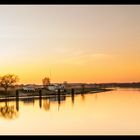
left=0, top=74, right=19, bottom=93
left=42, top=77, right=50, bottom=88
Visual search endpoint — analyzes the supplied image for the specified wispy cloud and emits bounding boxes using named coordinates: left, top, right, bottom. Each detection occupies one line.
left=54, top=52, right=110, bottom=66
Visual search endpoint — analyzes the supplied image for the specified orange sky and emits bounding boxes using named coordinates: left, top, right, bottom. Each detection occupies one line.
left=0, top=5, right=140, bottom=84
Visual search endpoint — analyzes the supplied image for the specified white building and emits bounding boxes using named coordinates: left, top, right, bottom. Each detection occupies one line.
left=22, top=85, right=35, bottom=92
left=47, top=84, right=64, bottom=91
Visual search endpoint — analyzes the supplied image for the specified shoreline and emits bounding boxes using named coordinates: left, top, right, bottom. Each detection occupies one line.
left=0, top=88, right=113, bottom=102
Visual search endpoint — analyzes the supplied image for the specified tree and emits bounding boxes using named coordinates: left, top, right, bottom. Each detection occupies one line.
left=0, top=74, right=19, bottom=92
left=63, top=81, right=68, bottom=89
left=42, top=77, right=50, bottom=88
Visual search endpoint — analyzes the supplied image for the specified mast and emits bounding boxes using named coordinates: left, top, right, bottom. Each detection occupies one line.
left=49, top=68, right=51, bottom=83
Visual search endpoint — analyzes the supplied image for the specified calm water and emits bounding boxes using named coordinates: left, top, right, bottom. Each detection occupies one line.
left=1, top=88, right=140, bottom=135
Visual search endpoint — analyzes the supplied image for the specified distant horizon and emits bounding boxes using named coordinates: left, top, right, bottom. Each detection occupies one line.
left=16, top=81, right=140, bottom=85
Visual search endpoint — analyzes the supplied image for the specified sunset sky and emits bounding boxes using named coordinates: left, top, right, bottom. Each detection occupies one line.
left=0, top=5, right=140, bottom=84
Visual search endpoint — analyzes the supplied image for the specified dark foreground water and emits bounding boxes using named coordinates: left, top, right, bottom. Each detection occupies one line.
left=0, top=88, right=140, bottom=135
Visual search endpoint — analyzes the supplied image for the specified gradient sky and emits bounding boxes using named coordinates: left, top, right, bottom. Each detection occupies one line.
left=0, top=5, right=140, bottom=84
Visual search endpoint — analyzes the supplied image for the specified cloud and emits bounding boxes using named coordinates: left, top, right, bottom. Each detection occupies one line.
left=89, top=53, right=109, bottom=59
left=53, top=52, right=110, bottom=66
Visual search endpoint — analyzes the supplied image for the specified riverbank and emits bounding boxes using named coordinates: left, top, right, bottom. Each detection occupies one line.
left=0, top=87, right=113, bottom=101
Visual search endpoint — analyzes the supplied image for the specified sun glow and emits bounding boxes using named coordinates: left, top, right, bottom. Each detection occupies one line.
left=0, top=5, right=140, bottom=84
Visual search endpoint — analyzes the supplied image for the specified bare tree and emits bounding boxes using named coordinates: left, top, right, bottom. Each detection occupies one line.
left=0, top=74, right=19, bottom=92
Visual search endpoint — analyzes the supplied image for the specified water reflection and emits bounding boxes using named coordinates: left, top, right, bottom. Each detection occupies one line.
left=1, top=88, right=140, bottom=134
left=71, top=88, right=75, bottom=106
left=22, top=98, right=35, bottom=105
left=94, top=93, right=98, bottom=100
left=39, top=90, right=42, bottom=108
left=0, top=91, right=85, bottom=120
left=81, top=94, right=85, bottom=101
left=0, top=100, right=18, bottom=120
left=39, top=96, right=42, bottom=108
left=43, top=99, right=50, bottom=111
left=58, top=94, right=61, bottom=105
left=71, top=93, right=75, bottom=105
left=49, top=95, right=66, bottom=111
left=16, top=99, right=19, bottom=111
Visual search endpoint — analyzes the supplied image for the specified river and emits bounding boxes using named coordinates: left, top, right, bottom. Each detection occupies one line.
left=0, top=88, right=140, bottom=135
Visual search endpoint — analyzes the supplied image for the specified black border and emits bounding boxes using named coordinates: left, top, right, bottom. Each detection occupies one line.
left=0, top=1, right=140, bottom=138
left=0, top=0, right=140, bottom=4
